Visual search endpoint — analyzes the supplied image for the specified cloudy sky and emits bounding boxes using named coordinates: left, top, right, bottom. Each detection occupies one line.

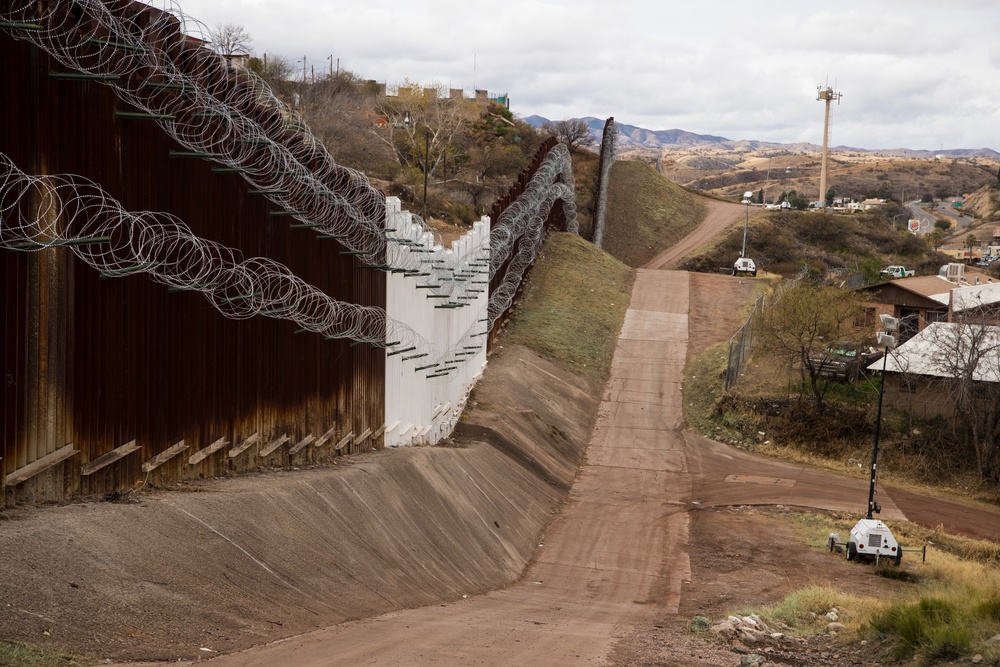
left=167, top=0, right=999, bottom=151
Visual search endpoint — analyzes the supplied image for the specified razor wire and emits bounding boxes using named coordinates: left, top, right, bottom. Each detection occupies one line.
left=1, top=0, right=387, bottom=260
left=487, top=143, right=577, bottom=324
left=0, top=152, right=428, bottom=351
left=1, top=0, right=579, bottom=371
left=1, top=0, right=577, bottom=310
left=0, top=150, right=571, bottom=375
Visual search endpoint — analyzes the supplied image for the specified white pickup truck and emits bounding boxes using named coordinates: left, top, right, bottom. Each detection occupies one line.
left=880, top=265, right=914, bottom=279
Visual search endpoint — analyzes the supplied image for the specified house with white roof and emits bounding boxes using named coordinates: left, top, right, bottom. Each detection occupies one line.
left=869, top=322, right=1000, bottom=419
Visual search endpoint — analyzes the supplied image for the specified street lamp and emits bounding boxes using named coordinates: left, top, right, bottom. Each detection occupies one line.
left=740, top=190, right=753, bottom=258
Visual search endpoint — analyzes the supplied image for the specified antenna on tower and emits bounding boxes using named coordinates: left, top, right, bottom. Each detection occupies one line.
left=816, top=84, right=843, bottom=208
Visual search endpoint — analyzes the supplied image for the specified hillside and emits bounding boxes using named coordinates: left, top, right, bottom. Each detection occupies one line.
left=961, top=183, right=1000, bottom=223
left=681, top=208, right=948, bottom=280
left=599, top=159, right=706, bottom=267
left=684, top=153, right=1000, bottom=205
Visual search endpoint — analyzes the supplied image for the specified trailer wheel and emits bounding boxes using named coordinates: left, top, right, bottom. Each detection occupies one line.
left=847, top=542, right=857, bottom=561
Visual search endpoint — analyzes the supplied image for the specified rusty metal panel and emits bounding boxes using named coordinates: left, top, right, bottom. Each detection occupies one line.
left=1, top=13, right=386, bottom=505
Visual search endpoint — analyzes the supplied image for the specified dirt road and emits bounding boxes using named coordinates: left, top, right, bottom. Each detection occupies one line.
left=83, top=269, right=1000, bottom=667
left=181, top=271, right=928, bottom=667
left=643, top=200, right=745, bottom=270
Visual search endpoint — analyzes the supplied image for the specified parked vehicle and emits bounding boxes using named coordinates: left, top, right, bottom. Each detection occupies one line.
left=880, top=265, right=914, bottom=279
left=808, top=341, right=882, bottom=381
left=732, top=257, right=757, bottom=277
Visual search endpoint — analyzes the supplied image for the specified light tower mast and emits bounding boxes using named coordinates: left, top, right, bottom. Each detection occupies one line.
left=816, top=85, right=842, bottom=208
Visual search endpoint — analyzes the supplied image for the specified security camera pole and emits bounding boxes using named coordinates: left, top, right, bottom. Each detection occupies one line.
left=740, top=191, right=753, bottom=258
left=867, top=314, right=898, bottom=519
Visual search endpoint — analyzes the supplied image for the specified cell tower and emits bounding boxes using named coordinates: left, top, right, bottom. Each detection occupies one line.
left=816, top=85, right=842, bottom=208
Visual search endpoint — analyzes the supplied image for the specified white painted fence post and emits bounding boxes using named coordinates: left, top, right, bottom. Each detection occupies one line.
left=384, top=196, right=490, bottom=447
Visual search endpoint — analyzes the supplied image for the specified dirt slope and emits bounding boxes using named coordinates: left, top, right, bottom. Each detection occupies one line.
left=644, top=199, right=745, bottom=270
left=0, top=346, right=598, bottom=663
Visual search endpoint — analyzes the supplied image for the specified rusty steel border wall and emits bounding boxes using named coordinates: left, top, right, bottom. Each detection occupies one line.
left=1, top=0, right=574, bottom=508
left=1, top=19, right=385, bottom=507
left=487, top=137, right=570, bottom=346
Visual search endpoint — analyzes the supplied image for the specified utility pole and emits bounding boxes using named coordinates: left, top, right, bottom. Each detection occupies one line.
left=328, top=54, right=333, bottom=79
left=817, top=85, right=842, bottom=208
left=302, top=55, right=307, bottom=83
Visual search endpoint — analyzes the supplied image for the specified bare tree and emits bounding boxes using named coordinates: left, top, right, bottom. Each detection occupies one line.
left=210, top=23, right=253, bottom=57
left=373, top=81, right=478, bottom=180
left=922, top=305, right=1000, bottom=480
left=757, top=281, right=865, bottom=411
left=542, top=118, right=595, bottom=152
left=297, top=73, right=392, bottom=170
left=247, top=54, right=295, bottom=92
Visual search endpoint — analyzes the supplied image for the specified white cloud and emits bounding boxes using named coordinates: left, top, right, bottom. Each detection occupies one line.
left=166, top=0, right=1000, bottom=150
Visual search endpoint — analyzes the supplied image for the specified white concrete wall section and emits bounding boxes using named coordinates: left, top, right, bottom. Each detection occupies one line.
left=384, top=197, right=490, bottom=447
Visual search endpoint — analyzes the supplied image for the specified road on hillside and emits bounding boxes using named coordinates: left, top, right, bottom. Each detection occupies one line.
left=643, top=199, right=745, bottom=270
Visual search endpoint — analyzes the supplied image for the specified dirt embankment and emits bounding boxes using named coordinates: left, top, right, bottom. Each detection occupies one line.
left=0, top=346, right=599, bottom=663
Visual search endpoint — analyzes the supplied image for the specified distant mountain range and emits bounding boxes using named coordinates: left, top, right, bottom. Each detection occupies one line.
left=521, top=115, right=1000, bottom=159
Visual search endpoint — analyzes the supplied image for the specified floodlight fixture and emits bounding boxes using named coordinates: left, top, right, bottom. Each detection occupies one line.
left=879, top=314, right=899, bottom=332
left=877, top=332, right=897, bottom=350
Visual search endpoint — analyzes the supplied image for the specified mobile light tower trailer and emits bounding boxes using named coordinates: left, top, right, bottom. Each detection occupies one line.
left=832, top=315, right=905, bottom=565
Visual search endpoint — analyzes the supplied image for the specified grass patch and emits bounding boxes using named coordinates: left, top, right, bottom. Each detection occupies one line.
left=757, top=585, right=875, bottom=635
left=870, top=597, right=977, bottom=662
left=683, top=341, right=730, bottom=438
left=739, top=509, right=1000, bottom=664
left=0, top=641, right=94, bottom=667
left=601, top=160, right=706, bottom=268
left=502, top=232, right=634, bottom=380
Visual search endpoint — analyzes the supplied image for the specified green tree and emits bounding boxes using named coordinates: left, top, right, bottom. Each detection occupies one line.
left=966, top=234, right=981, bottom=261
left=825, top=187, right=836, bottom=207
left=757, top=188, right=765, bottom=204
left=757, top=282, right=864, bottom=411
left=934, top=218, right=952, bottom=232
left=786, top=190, right=809, bottom=210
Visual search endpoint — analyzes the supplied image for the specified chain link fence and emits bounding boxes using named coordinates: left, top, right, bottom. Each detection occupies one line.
left=724, top=295, right=764, bottom=392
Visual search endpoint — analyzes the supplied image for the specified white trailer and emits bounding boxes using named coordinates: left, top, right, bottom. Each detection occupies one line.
left=847, top=519, right=901, bottom=565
